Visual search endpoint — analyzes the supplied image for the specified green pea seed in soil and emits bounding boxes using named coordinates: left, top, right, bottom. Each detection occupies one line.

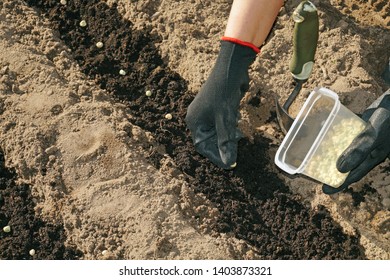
left=20, top=0, right=367, bottom=259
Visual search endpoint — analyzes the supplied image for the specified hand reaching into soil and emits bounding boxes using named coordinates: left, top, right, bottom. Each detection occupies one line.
left=322, top=89, right=390, bottom=194
left=185, top=0, right=283, bottom=169
left=185, top=39, right=257, bottom=169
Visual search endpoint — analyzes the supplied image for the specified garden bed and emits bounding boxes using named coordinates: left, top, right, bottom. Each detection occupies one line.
left=0, top=0, right=389, bottom=259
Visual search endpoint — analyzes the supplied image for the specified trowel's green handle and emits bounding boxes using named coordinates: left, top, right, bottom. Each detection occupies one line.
left=289, top=1, right=319, bottom=81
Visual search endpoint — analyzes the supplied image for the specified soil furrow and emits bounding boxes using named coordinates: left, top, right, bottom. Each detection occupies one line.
left=0, top=150, right=82, bottom=259
left=24, top=0, right=366, bottom=259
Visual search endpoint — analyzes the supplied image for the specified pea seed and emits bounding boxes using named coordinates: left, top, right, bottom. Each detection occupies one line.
left=165, top=113, right=173, bottom=120
left=29, top=249, right=36, bottom=256
left=96, top=42, right=104, bottom=48
left=3, top=225, right=11, bottom=233
left=145, top=90, right=152, bottom=97
left=305, top=117, right=365, bottom=186
left=119, top=69, right=126, bottom=76
left=79, top=20, right=87, bottom=27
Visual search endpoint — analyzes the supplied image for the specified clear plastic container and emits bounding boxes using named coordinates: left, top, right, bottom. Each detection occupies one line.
left=274, top=87, right=366, bottom=187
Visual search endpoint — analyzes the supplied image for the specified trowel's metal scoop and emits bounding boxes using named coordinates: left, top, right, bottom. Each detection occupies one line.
left=276, top=79, right=305, bottom=134
left=276, top=1, right=319, bottom=134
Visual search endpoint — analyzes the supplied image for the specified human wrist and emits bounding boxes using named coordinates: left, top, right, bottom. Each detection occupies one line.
left=221, top=36, right=260, bottom=54
left=361, top=89, right=390, bottom=121
left=371, top=89, right=390, bottom=110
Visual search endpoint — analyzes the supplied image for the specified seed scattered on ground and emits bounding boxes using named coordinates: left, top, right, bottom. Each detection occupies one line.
left=60, top=0, right=67, bottom=5
left=96, top=41, right=104, bottom=48
left=230, top=162, right=237, bottom=168
left=119, top=69, right=126, bottom=76
left=145, top=90, right=152, bottom=97
left=79, top=20, right=87, bottom=27
left=165, top=113, right=173, bottom=120
left=3, top=225, right=11, bottom=233
left=102, top=250, right=108, bottom=255
left=29, top=249, right=36, bottom=256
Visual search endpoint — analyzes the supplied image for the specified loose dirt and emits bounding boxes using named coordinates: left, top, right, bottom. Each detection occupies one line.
left=0, top=0, right=389, bottom=259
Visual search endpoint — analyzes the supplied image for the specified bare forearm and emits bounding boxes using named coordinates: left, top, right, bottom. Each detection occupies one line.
left=224, top=0, right=284, bottom=47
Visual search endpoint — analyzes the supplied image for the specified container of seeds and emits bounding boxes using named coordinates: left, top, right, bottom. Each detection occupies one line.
left=275, top=87, right=366, bottom=187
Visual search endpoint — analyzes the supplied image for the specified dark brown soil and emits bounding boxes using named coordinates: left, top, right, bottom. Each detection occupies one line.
left=0, top=150, right=82, bottom=259
left=6, top=0, right=367, bottom=259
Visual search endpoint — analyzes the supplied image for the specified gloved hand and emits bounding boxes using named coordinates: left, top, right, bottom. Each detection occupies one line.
left=322, top=89, right=390, bottom=194
left=185, top=38, right=258, bottom=169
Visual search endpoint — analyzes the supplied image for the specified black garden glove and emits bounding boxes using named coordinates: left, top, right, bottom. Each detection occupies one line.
left=185, top=39, right=258, bottom=169
left=322, top=89, right=390, bottom=194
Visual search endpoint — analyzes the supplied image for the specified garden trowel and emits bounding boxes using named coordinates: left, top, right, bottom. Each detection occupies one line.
left=275, top=0, right=319, bottom=134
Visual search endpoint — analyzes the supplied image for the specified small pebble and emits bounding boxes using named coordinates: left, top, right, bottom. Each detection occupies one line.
left=96, top=41, right=104, bottom=48
left=3, top=225, right=11, bottom=233
left=145, top=90, right=152, bottom=97
left=79, top=20, right=87, bottom=27
left=119, top=69, right=126, bottom=76
left=29, top=249, right=36, bottom=256
left=165, top=113, right=173, bottom=120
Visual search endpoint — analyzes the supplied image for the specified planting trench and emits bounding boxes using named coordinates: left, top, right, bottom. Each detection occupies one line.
left=1, top=0, right=366, bottom=260
left=0, top=150, right=82, bottom=259
left=2, top=0, right=389, bottom=259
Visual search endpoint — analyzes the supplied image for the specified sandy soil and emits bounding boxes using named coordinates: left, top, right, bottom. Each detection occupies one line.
left=0, top=0, right=389, bottom=260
